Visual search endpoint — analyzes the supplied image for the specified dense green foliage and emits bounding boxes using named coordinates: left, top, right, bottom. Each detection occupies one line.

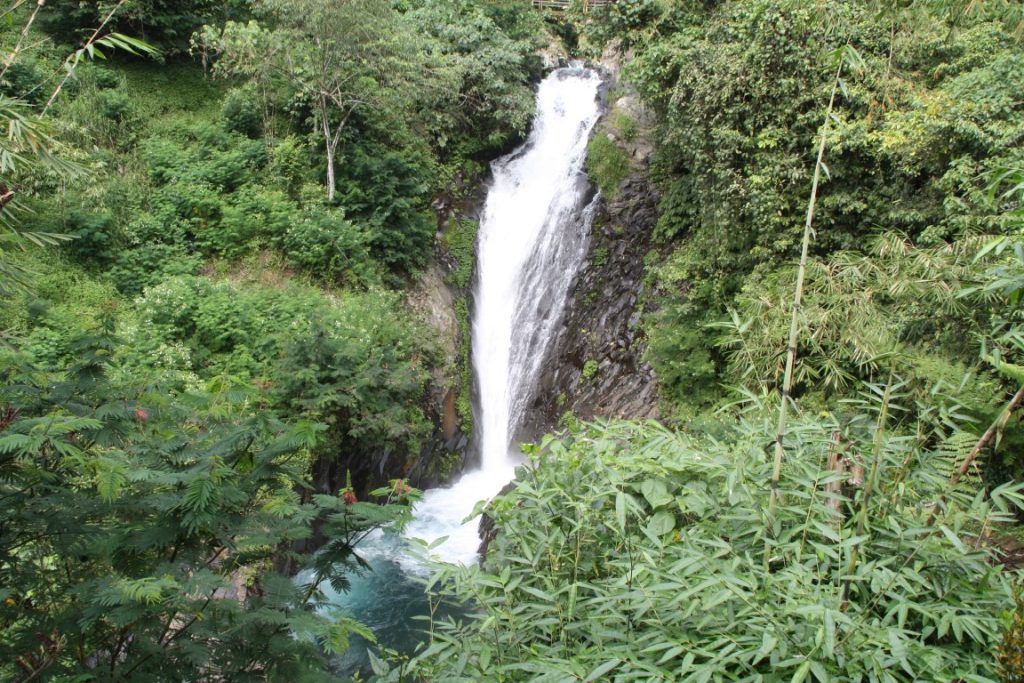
left=408, top=409, right=1021, bottom=681
left=0, top=0, right=545, bottom=678
left=577, top=1, right=1024, bottom=421
left=391, top=2, right=1024, bottom=681
left=43, top=0, right=250, bottom=54
left=6, top=0, right=1024, bottom=679
left=0, top=327, right=420, bottom=680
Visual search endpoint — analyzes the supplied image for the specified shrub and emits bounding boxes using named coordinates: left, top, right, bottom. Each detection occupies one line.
left=64, top=209, right=117, bottom=265
left=276, top=207, right=376, bottom=285
left=586, top=132, right=630, bottom=199
left=222, top=85, right=263, bottom=138
left=336, top=145, right=435, bottom=275
left=157, top=181, right=227, bottom=254
left=143, top=124, right=267, bottom=191
left=273, top=290, right=433, bottom=458
left=999, top=586, right=1024, bottom=682
left=109, top=244, right=201, bottom=295
left=96, top=90, right=134, bottom=123
left=219, top=183, right=298, bottom=258
left=0, top=58, right=45, bottom=102
left=408, top=407, right=1022, bottom=681
left=267, top=135, right=311, bottom=198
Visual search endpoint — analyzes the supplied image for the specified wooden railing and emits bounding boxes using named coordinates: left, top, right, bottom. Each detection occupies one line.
left=531, top=0, right=615, bottom=10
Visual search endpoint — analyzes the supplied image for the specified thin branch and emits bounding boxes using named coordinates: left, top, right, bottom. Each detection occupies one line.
left=925, top=384, right=1024, bottom=526
left=0, top=0, right=45, bottom=83
left=42, top=0, right=126, bottom=115
left=765, top=57, right=844, bottom=562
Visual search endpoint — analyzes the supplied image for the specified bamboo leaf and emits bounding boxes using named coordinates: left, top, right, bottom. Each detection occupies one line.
left=584, top=659, right=622, bottom=682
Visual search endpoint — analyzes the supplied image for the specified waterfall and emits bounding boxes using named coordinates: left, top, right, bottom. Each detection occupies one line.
left=319, top=64, right=603, bottom=675
left=401, top=65, right=603, bottom=565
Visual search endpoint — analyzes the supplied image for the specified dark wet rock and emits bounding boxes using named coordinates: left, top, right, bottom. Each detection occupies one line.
left=477, top=480, right=518, bottom=560
left=518, top=172, right=660, bottom=442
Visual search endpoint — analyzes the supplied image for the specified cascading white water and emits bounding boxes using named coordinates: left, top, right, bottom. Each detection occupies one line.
left=321, top=65, right=603, bottom=675
left=400, top=65, right=603, bottom=565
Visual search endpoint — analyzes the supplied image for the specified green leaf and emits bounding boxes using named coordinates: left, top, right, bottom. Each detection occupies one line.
left=791, top=660, right=812, bottom=683
left=584, top=659, right=622, bottom=682
left=647, top=510, right=675, bottom=537
left=96, top=458, right=128, bottom=502
left=615, top=490, right=627, bottom=532
left=641, top=478, right=673, bottom=508
left=479, top=644, right=492, bottom=671
left=368, top=650, right=390, bottom=677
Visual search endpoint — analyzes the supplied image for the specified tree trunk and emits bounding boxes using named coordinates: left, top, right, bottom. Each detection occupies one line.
left=325, top=144, right=336, bottom=203
left=319, top=95, right=336, bottom=202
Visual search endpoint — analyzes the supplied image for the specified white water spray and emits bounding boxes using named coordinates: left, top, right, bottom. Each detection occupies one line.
left=394, top=66, right=601, bottom=566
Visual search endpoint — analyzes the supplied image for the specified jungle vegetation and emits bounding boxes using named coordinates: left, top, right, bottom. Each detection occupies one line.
left=398, top=1, right=1024, bottom=682
left=4, top=0, right=1024, bottom=680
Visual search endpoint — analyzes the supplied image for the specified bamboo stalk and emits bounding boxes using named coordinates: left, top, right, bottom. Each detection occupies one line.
left=764, top=59, right=844, bottom=557
left=824, top=431, right=845, bottom=524
left=925, top=384, right=1024, bottom=526
left=42, top=0, right=126, bottom=115
left=0, top=0, right=45, bottom=83
left=840, top=374, right=894, bottom=611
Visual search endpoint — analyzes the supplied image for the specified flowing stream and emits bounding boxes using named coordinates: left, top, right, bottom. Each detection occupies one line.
left=324, top=64, right=603, bottom=674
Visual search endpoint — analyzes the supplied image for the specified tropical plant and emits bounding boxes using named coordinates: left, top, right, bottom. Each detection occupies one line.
left=195, top=0, right=420, bottom=203
left=404, top=405, right=1022, bottom=681
left=0, top=0, right=159, bottom=295
left=0, top=328, right=419, bottom=681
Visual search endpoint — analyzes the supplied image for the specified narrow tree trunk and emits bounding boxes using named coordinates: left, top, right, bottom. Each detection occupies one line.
left=320, top=95, right=336, bottom=202
left=325, top=145, right=336, bottom=203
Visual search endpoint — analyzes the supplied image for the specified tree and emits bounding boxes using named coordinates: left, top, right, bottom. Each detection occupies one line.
left=196, top=0, right=418, bottom=202
left=0, top=327, right=419, bottom=680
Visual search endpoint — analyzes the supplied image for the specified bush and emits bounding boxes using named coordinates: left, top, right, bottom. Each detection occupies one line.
left=273, top=290, right=433, bottom=457
left=276, top=207, right=376, bottom=285
left=96, top=90, right=134, bottom=123
left=64, top=209, right=117, bottom=266
left=267, top=135, right=311, bottom=198
left=109, top=244, right=201, bottom=295
left=219, top=183, right=298, bottom=258
left=222, top=85, right=263, bottom=138
left=336, top=146, right=435, bottom=275
left=409, top=409, right=1021, bottom=681
left=586, top=132, right=630, bottom=199
left=142, top=124, right=267, bottom=191
left=0, top=58, right=46, bottom=102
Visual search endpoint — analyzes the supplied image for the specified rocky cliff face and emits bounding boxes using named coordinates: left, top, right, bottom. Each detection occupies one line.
left=521, top=171, right=660, bottom=440
left=403, top=261, right=470, bottom=489
left=483, top=168, right=662, bottom=556
left=400, top=171, right=491, bottom=490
